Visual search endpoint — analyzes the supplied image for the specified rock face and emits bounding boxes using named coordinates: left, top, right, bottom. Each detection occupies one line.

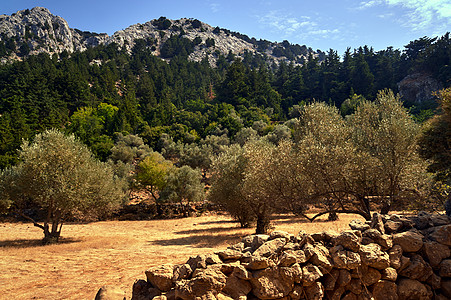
left=0, top=7, right=322, bottom=66
left=124, top=212, right=451, bottom=299
left=398, top=72, right=442, bottom=104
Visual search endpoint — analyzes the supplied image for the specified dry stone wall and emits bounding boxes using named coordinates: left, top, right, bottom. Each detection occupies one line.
left=130, top=212, right=451, bottom=300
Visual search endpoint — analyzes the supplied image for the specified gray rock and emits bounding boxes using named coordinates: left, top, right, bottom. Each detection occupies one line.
left=392, top=230, right=424, bottom=252
left=349, top=219, right=370, bottom=231
left=253, top=238, right=287, bottom=257
left=359, top=243, right=390, bottom=269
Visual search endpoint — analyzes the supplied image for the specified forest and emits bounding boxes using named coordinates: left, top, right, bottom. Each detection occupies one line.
left=0, top=31, right=451, bottom=235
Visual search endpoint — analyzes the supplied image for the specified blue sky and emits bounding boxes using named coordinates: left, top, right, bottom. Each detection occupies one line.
left=2, top=0, right=450, bottom=54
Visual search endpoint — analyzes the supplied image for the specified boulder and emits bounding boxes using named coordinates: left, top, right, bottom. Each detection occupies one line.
left=372, top=280, right=398, bottom=300
left=302, top=264, right=323, bottom=286
left=216, top=249, right=242, bottom=261
left=306, top=243, right=333, bottom=273
left=173, top=264, right=192, bottom=282
left=370, top=213, right=385, bottom=234
left=289, top=285, right=304, bottom=300
left=145, top=264, right=174, bottom=292
left=205, top=254, right=223, bottom=265
left=349, top=219, right=370, bottom=231
left=413, top=211, right=434, bottom=229
left=397, top=278, right=430, bottom=300
left=381, top=267, right=397, bottom=281
left=345, top=279, right=363, bottom=295
left=176, top=265, right=227, bottom=299
left=440, top=259, right=451, bottom=277
left=399, top=253, right=433, bottom=281
left=429, top=224, right=451, bottom=246
left=337, top=269, right=352, bottom=287
left=323, top=269, right=340, bottom=290
left=294, top=230, right=314, bottom=247
left=392, top=230, right=424, bottom=252
left=363, top=229, right=393, bottom=250
left=388, top=245, right=403, bottom=269
left=250, top=267, right=296, bottom=299
left=269, top=230, right=292, bottom=241
left=423, top=241, right=450, bottom=268
left=222, top=274, right=252, bottom=299
left=244, top=255, right=273, bottom=270
left=278, top=250, right=307, bottom=267
left=186, top=255, right=207, bottom=271
left=304, top=282, right=324, bottom=300
left=330, top=245, right=361, bottom=270
left=442, top=278, right=451, bottom=298
left=359, top=243, right=390, bottom=269
left=384, top=220, right=403, bottom=234
left=332, top=230, right=362, bottom=252
left=95, top=285, right=126, bottom=300
left=360, top=266, right=382, bottom=286
left=253, top=238, right=287, bottom=257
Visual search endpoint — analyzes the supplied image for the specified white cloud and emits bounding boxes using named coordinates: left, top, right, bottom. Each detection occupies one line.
left=357, top=0, right=451, bottom=32
left=208, top=2, right=221, bottom=13
left=257, top=10, right=341, bottom=41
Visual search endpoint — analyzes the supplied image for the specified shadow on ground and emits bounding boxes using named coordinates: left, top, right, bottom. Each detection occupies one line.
left=149, top=232, right=245, bottom=248
left=0, top=237, right=81, bottom=248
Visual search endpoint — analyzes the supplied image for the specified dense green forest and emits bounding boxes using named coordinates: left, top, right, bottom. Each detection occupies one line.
left=0, top=32, right=450, bottom=168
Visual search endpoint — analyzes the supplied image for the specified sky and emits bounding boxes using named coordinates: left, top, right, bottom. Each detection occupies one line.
left=1, top=0, right=450, bottom=54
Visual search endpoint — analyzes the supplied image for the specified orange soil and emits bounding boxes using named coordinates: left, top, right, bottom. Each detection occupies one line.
left=0, top=213, right=363, bottom=300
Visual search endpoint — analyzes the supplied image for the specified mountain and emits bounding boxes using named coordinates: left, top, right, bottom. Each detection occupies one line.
left=0, top=7, right=324, bottom=65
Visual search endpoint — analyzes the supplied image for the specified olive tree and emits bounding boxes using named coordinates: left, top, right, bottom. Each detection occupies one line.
left=0, top=129, right=125, bottom=244
left=135, top=151, right=173, bottom=200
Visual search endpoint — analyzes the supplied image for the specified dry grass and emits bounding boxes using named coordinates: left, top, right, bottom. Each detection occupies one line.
left=0, top=212, right=364, bottom=300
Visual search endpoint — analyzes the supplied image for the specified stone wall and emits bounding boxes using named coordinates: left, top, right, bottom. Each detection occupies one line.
left=129, top=212, right=451, bottom=300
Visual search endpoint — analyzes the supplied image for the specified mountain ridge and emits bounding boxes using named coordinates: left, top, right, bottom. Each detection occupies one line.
left=0, top=7, right=323, bottom=65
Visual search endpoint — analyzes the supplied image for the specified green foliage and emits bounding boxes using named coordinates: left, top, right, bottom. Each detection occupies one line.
left=0, top=129, right=125, bottom=243
left=135, top=152, right=173, bottom=200
left=160, top=166, right=205, bottom=205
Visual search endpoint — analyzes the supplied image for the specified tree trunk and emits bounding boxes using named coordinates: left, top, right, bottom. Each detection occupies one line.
left=255, top=214, right=271, bottom=234
left=42, top=221, right=62, bottom=245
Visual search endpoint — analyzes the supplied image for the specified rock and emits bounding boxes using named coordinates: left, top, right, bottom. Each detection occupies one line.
left=398, top=72, right=443, bottom=104
left=173, top=264, right=192, bottom=282
left=388, top=245, right=403, bottom=269
left=250, top=267, right=295, bottom=299
left=278, top=250, right=307, bottom=266
left=363, top=229, right=393, bottom=250
left=244, top=255, right=273, bottom=270
left=302, top=264, right=323, bottom=286
left=249, top=234, right=270, bottom=251
left=341, top=292, right=358, bottom=300
left=349, top=219, right=370, bottom=231
left=360, top=266, right=382, bottom=286
left=289, top=285, right=304, bottom=300
left=176, top=265, right=227, bottom=299
left=330, top=245, right=361, bottom=270
left=413, top=211, right=434, bottom=229
left=205, top=254, right=223, bottom=265
left=294, top=230, right=314, bottom=247
left=345, top=279, right=363, bottom=295
left=227, top=242, right=245, bottom=252
left=222, top=274, right=252, bottom=299
left=397, top=278, right=430, bottom=300
left=427, top=272, right=441, bottom=290
left=399, top=253, right=433, bottom=281
left=307, top=243, right=333, bottom=273
left=145, top=264, right=174, bottom=292
left=423, top=241, right=450, bottom=268
left=359, top=243, right=390, bottom=269
left=429, top=224, right=451, bottom=246
left=370, top=213, right=385, bottom=234
left=431, top=214, right=450, bottom=226
left=337, top=269, right=352, bottom=287
left=332, top=230, right=362, bottom=252
left=186, top=255, right=207, bottom=271
left=323, top=269, right=340, bottom=290
left=95, top=285, right=126, bottom=300
left=440, top=259, right=451, bottom=277
left=442, top=278, right=451, bottom=297
left=216, top=249, right=242, bottom=261
left=269, top=230, right=292, bottom=241
left=392, top=230, right=424, bottom=252
left=253, top=238, right=287, bottom=257
left=372, top=280, right=398, bottom=300
left=304, top=282, right=324, bottom=300
left=384, top=220, right=403, bottom=234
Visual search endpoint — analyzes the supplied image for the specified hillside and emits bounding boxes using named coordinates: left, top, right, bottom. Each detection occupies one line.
left=0, top=7, right=323, bottom=66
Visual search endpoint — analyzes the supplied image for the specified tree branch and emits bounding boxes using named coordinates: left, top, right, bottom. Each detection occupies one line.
left=13, top=210, right=45, bottom=230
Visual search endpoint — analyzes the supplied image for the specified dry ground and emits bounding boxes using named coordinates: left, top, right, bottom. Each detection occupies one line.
left=0, top=213, right=364, bottom=300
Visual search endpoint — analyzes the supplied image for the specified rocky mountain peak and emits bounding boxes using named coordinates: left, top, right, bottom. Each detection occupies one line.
left=0, top=7, right=321, bottom=66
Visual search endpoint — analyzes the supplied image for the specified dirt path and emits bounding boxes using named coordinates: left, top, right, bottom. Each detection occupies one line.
left=0, top=213, right=361, bottom=299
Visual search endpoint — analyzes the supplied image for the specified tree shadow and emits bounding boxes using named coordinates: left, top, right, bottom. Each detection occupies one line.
left=149, top=232, right=245, bottom=248
left=197, top=219, right=238, bottom=225
left=174, top=226, right=246, bottom=235
left=0, top=237, right=81, bottom=248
